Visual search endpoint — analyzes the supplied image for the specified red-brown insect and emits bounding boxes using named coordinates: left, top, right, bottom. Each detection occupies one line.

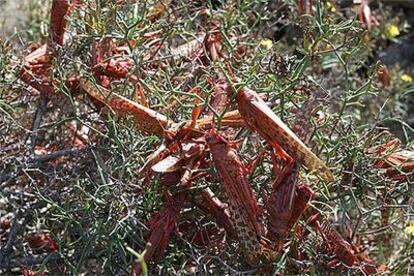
left=80, top=79, right=170, bottom=138
left=266, top=157, right=314, bottom=251
left=26, top=232, right=58, bottom=253
left=368, top=138, right=414, bottom=180
left=206, top=129, right=265, bottom=265
left=227, top=85, right=334, bottom=182
left=313, top=219, right=385, bottom=274
left=15, top=2, right=386, bottom=275
left=355, top=0, right=380, bottom=30
left=20, top=0, right=79, bottom=98
left=316, top=220, right=358, bottom=267
left=298, top=0, right=315, bottom=15
left=49, top=0, right=73, bottom=46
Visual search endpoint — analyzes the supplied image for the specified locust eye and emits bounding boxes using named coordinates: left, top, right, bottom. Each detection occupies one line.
left=205, top=134, right=219, bottom=144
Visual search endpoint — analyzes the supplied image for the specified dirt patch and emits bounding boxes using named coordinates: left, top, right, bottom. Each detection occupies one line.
left=0, top=1, right=28, bottom=37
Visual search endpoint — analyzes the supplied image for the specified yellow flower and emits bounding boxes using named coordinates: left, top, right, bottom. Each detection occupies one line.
left=118, top=202, right=126, bottom=212
left=401, top=74, right=413, bottom=83
left=260, top=38, right=273, bottom=50
left=405, top=221, right=414, bottom=236
left=385, top=24, right=400, bottom=38
left=326, top=2, right=336, bottom=12
left=303, top=36, right=312, bottom=51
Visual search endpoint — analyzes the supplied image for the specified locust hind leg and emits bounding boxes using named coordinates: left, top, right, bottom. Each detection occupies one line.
left=133, top=192, right=185, bottom=275
left=266, top=147, right=300, bottom=250
left=134, top=152, right=203, bottom=275
left=192, top=188, right=236, bottom=239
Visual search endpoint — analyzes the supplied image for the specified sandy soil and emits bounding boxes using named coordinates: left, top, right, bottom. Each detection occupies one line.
left=0, top=1, right=27, bottom=37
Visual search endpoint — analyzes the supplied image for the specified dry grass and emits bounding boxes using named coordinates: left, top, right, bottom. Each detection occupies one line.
left=1, top=0, right=413, bottom=275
